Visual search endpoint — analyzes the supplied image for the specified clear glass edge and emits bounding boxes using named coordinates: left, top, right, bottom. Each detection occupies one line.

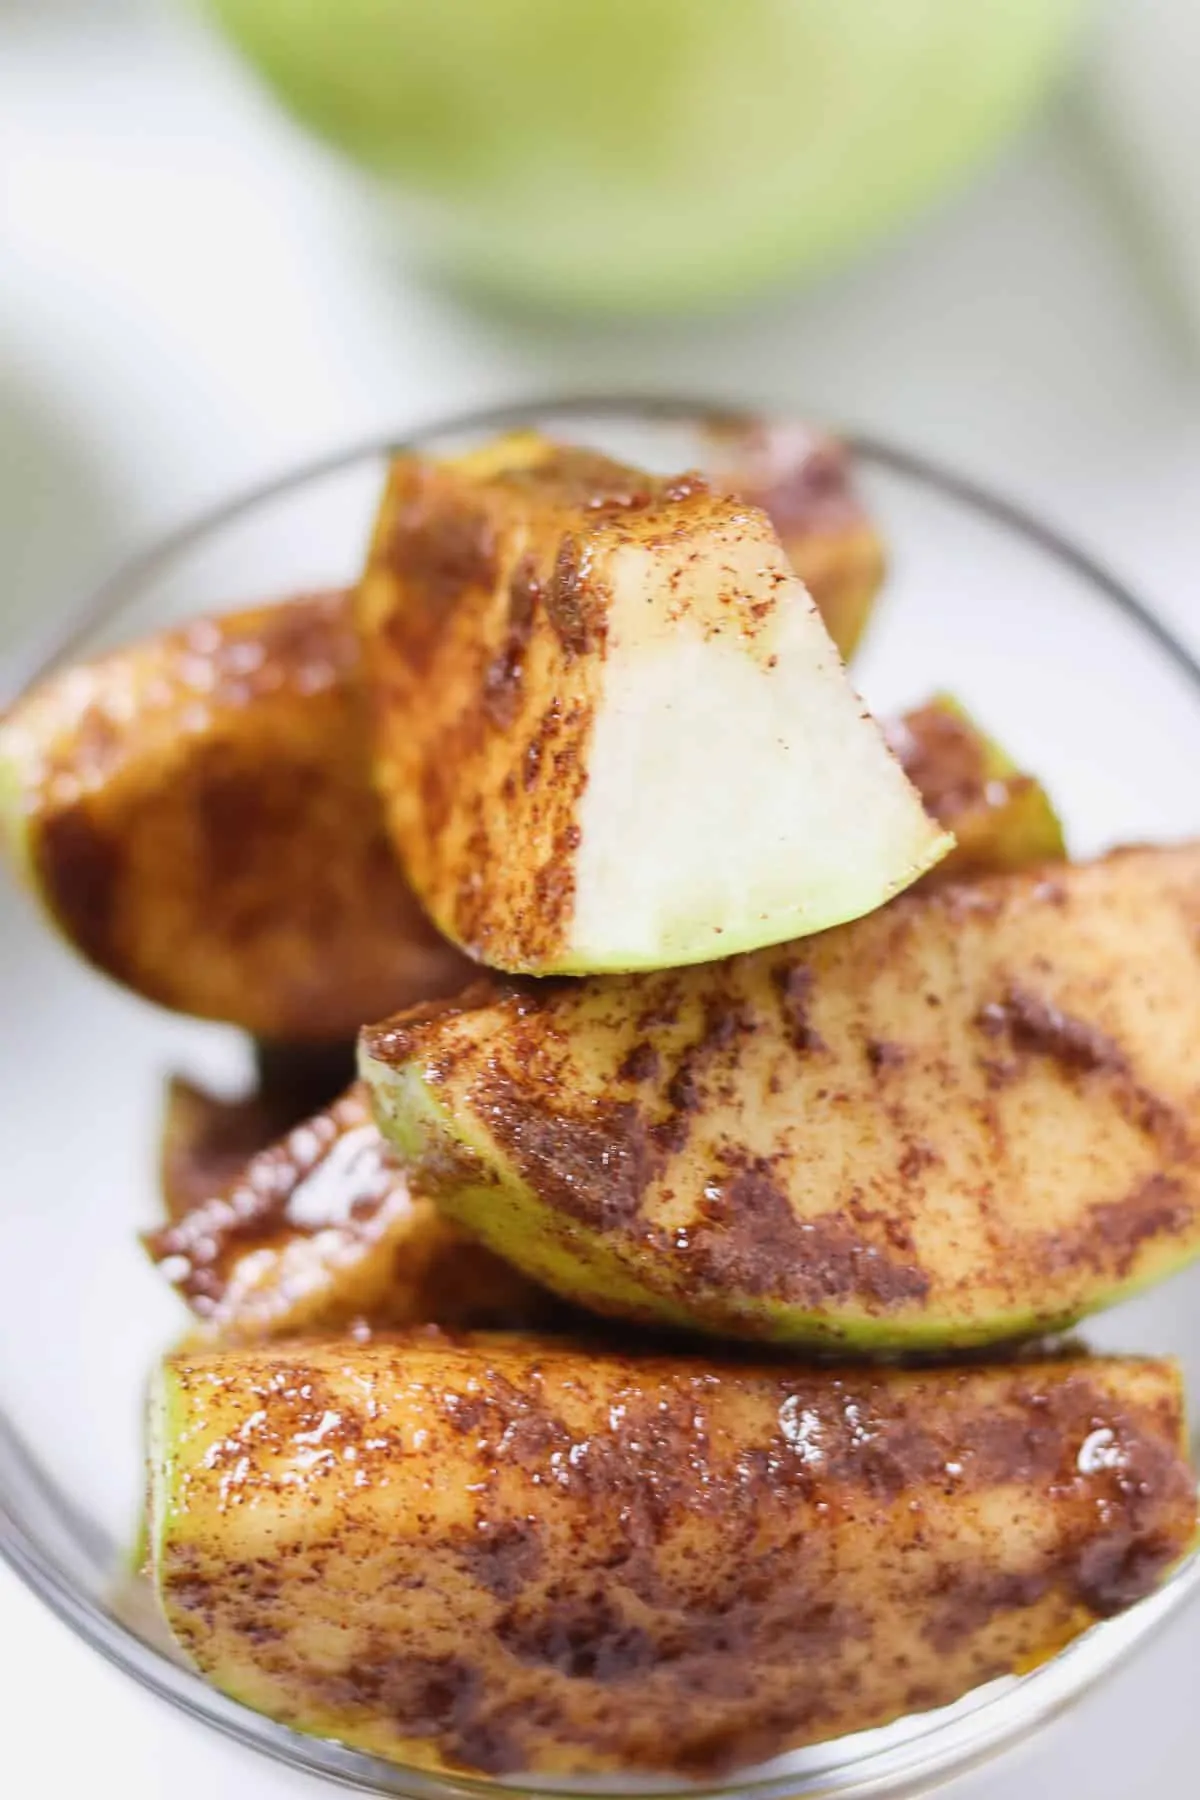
left=2, top=394, right=1199, bottom=1799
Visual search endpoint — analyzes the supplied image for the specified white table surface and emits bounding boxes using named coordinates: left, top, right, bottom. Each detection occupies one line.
left=3, top=6, right=1199, bottom=1797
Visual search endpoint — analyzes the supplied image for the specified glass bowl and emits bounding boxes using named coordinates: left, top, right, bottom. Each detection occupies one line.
left=1, top=397, right=1198, bottom=1800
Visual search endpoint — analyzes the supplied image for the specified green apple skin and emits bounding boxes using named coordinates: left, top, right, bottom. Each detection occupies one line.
left=203, top=0, right=1085, bottom=313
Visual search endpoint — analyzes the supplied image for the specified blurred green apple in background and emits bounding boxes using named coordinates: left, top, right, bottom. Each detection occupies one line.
left=203, top=0, right=1087, bottom=313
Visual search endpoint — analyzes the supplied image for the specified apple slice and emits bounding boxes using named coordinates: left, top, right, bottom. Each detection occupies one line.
left=890, top=693, right=1065, bottom=885
left=145, top=1083, right=555, bottom=1343
left=357, top=434, right=949, bottom=974
left=0, top=592, right=475, bottom=1039
left=361, top=842, right=1200, bottom=1349
left=158, top=1040, right=356, bottom=1223
left=706, top=419, right=885, bottom=661
left=149, top=1338, right=1195, bottom=1777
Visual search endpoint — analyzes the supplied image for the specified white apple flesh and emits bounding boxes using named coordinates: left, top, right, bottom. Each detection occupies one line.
left=356, top=434, right=949, bottom=974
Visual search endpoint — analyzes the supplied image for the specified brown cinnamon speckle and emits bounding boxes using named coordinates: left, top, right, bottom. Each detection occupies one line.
left=976, top=986, right=1127, bottom=1075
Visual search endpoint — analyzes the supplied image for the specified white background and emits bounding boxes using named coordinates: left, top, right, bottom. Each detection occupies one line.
left=2, top=4, right=1199, bottom=1796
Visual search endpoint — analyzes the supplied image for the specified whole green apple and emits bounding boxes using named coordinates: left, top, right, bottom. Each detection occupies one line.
left=205, top=0, right=1085, bottom=312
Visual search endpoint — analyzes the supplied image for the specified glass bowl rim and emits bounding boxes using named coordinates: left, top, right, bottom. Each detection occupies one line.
left=2, top=391, right=1199, bottom=1800
left=5, top=390, right=1199, bottom=699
